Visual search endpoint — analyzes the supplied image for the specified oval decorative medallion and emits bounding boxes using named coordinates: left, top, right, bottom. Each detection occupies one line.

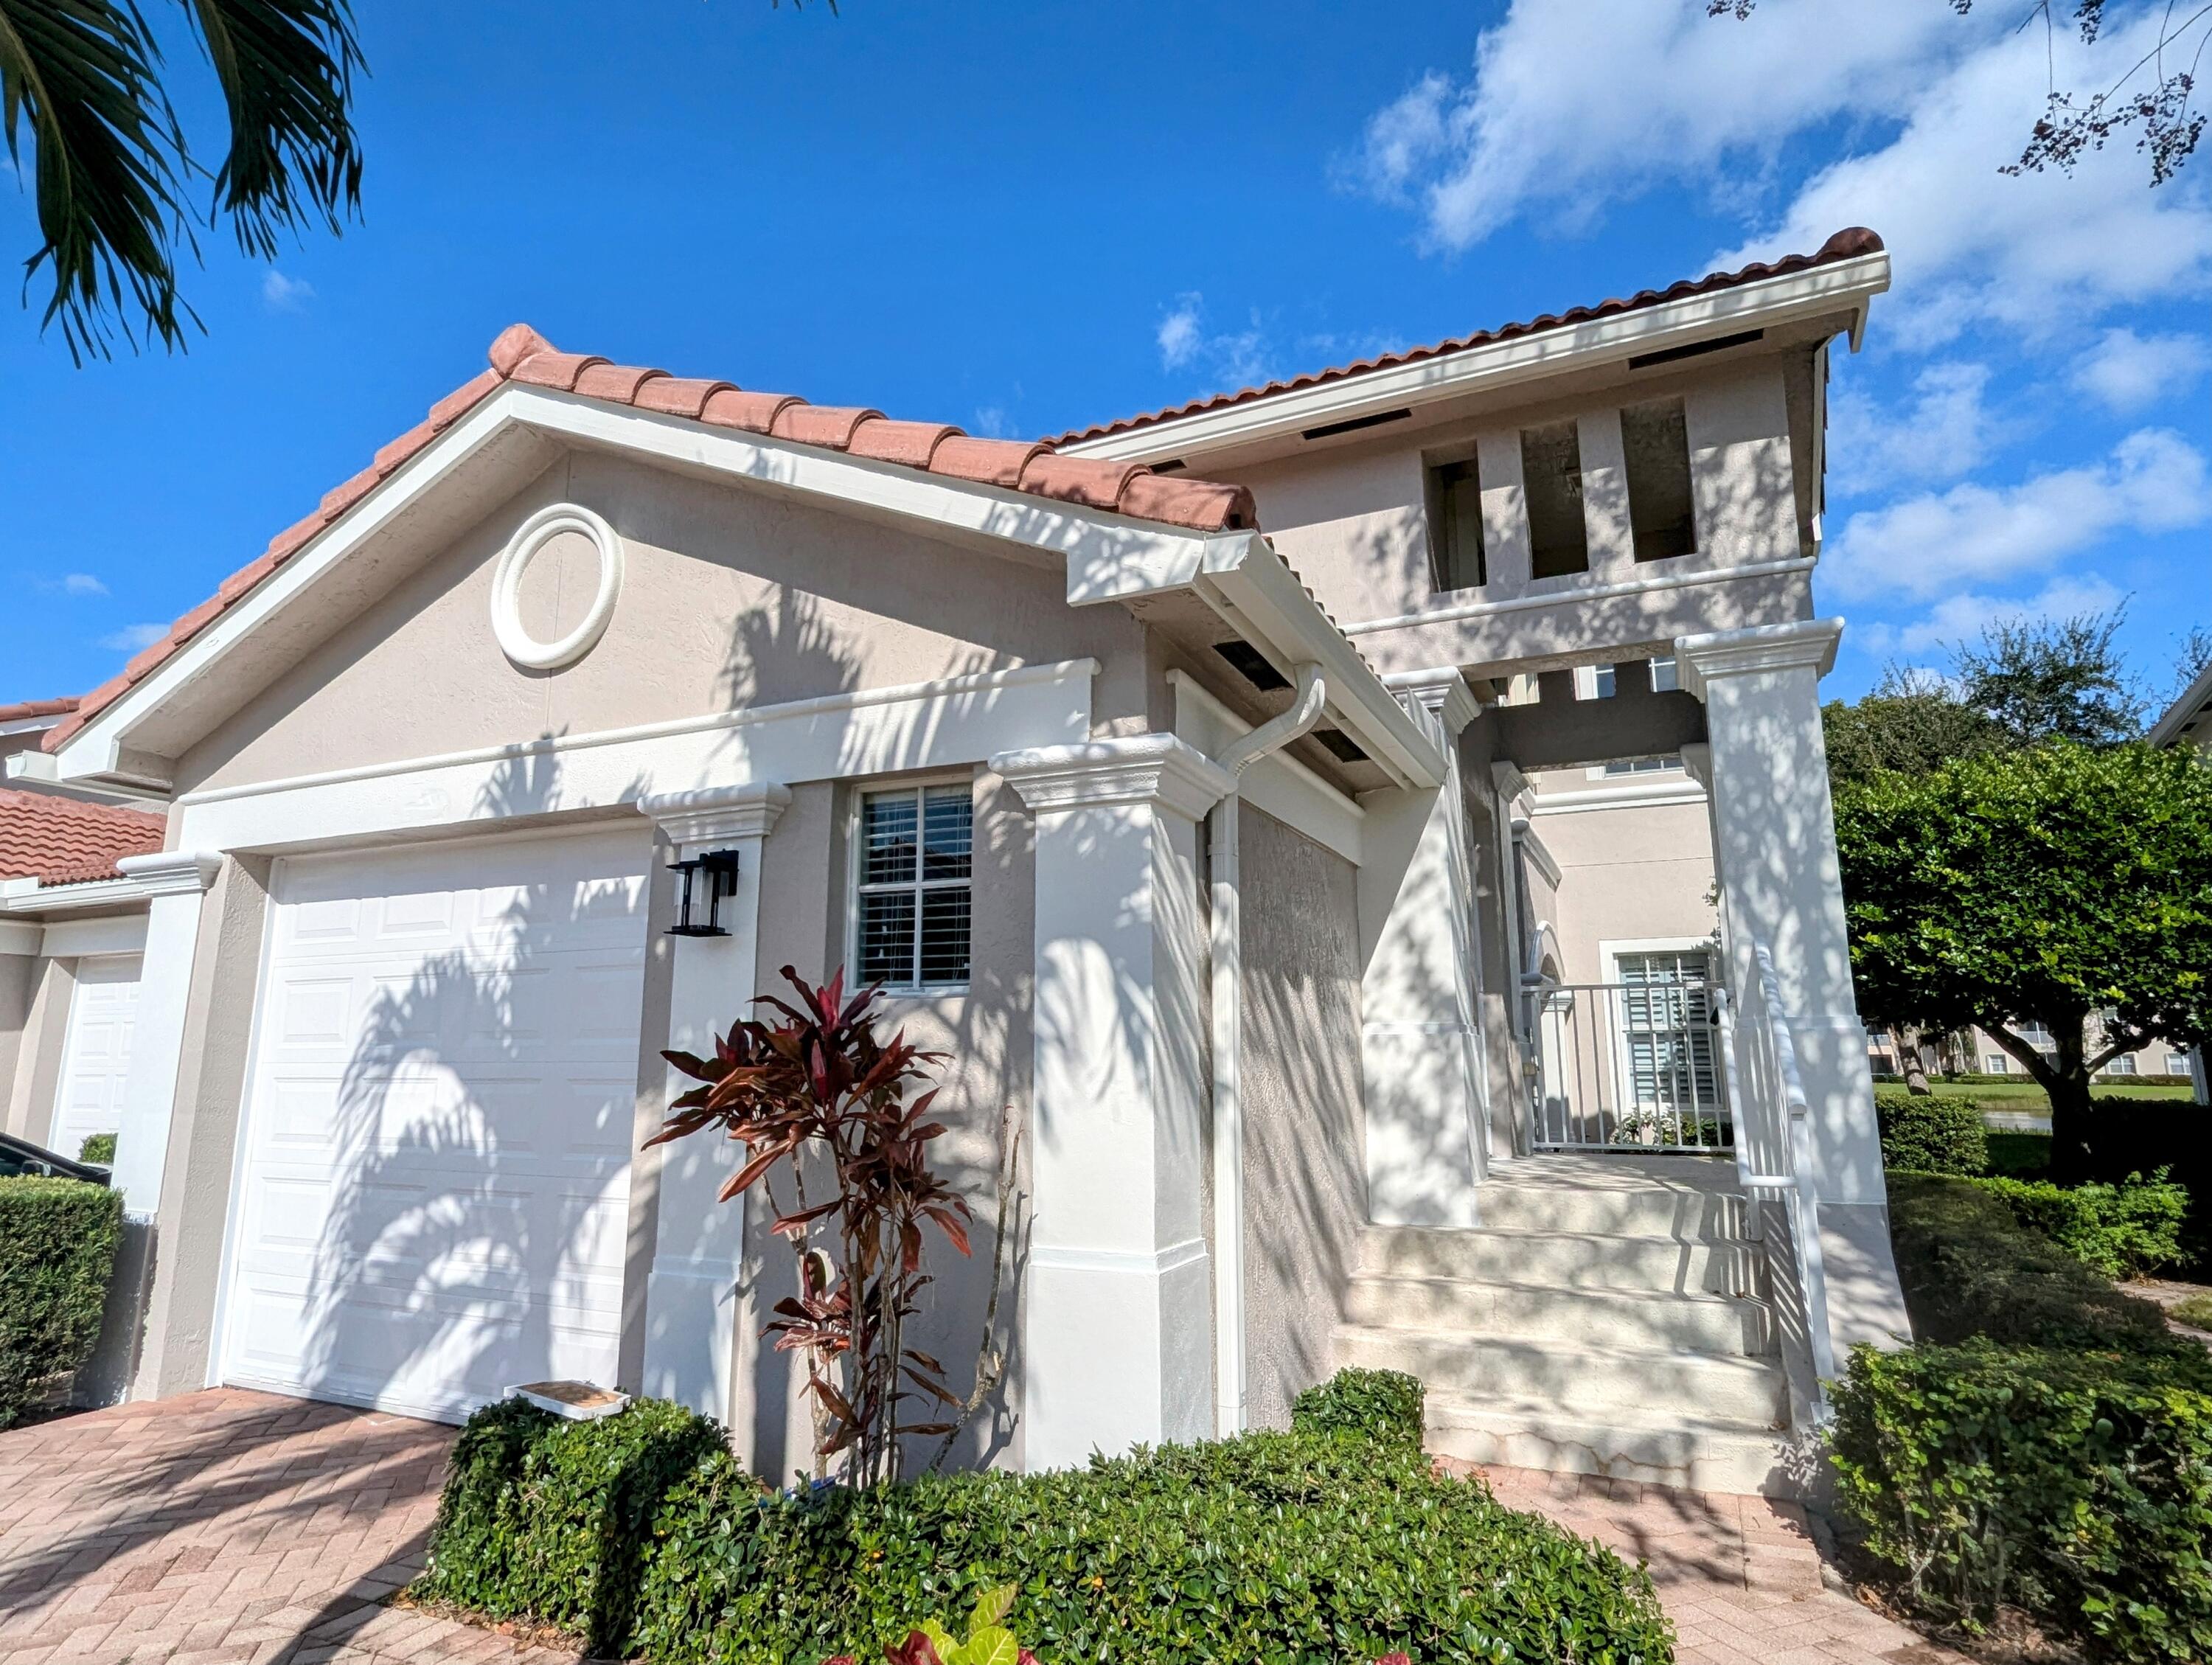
left=491, top=502, right=625, bottom=670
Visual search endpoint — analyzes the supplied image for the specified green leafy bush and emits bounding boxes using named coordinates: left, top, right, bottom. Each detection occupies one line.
left=1829, top=1339, right=2212, bottom=1661
left=77, top=1133, right=116, bottom=1166
left=1289, top=1365, right=1426, bottom=1450
left=0, top=1176, right=123, bottom=1427
left=1974, top=1170, right=2188, bottom=1279
left=422, top=1388, right=1674, bottom=1665
left=1874, top=1088, right=1989, bottom=1177
left=1884, top=1175, right=2191, bottom=1355
left=416, top=1395, right=729, bottom=1655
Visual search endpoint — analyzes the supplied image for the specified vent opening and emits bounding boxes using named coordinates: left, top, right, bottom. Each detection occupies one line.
left=1212, top=640, right=1291, bottom=692
left=1301, top=408, right=1412, bottom=442
left=1626, top=328, right=1763, bottom=371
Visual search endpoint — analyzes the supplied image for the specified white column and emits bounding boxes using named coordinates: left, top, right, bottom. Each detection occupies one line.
left=992, top=734, right=1228, bottom=1467
left=107, top=852, right=222, bottom=1217
left=637, top=783, right=790, bottom=1422
left=1360, top=672, right=1487, bottom=1226
left=1678, top=619, right=1910, bottom=1359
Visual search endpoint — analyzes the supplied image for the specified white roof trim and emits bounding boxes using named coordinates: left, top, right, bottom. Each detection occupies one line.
left=2149, top=657, right=2212, bottom=748
left=1062, top=251, right=1891, bottom=467
left=0, top=871, right=161, bottom=917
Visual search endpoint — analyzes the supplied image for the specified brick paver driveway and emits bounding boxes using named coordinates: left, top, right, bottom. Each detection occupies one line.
left=5, top=1391, right=1966, bottom=1665
left=0, top=1389, right=580, bottom=1665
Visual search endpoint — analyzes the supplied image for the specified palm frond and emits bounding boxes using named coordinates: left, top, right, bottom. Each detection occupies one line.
left=184, top=0, right=362, bottom=257
left=0, top=0, right=195, bottom=360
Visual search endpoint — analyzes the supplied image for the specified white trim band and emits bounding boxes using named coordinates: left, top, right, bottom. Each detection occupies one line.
left=1346, top=557, right=1818, bottom=638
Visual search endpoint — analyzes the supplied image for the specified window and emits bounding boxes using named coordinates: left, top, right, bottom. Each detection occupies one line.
left=1986, top=1053, right=2010, bottom=1074
left=856, top=784, right=973, bottom=989
left=1621, top=397, right=1697, bottom=562
left=1615, top=950, right=1720, bottom=1115
left=1650, top=655, right=1679, bottom=692
left=1430, top=458, right=1486, bottom=591
left=2101, top=1054, right=2138, bottom=1077
left=2168, top=1052, right=2192, bottom=1075
left=2015, top=1019, right=2055, bottom=1049
left=1587, top=656, right=1677, bottom=701
left=1520, top=421, right=1589, bottom=578
left=1602, top=755, right=1679, bottom=776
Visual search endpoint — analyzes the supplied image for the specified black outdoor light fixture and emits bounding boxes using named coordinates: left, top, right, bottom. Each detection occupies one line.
left=665, top=849, right=742, bottom=937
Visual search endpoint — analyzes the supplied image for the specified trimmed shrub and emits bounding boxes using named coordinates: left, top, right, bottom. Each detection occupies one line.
left=416, top=1395, right=729, bottom=1655
left=1829, top=1340, right=2212, bottom=1661
left=636, top=1430, right=1672, bottom=1665
left=1973, top=1170, right=2188, bottom=1279
left=1289, top=1365, right=1425, bottom=1450
left=1874, top=1088, right=1989, bottom=1177
left=77, top=1133, right=116, bottom=1166
left=422, top=1390, right=1675, bottom=1665
left=1883, top=1174, right=2189, bottom=1356
left=0, top=1176, right=123, bottom=1427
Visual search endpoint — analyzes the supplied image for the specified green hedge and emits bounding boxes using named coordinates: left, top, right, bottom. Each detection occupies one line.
left=1882, top=1174, right=2191, bottom=1355
left=1288, top=1365, right=1425, bottom=1451
left=1874, top=1088, right=1989, bottom=1177
left=416, top=1396, right=728, bottom=1655
left=77, top=1133, right=116, bottom=1166
left=1829, top=1341, right=2212, bottom=1661
left=422, top=1379, right=1674, bottom=1665
left=1974, top=1171, right=2188, bottom=1279
left=0, top=1176, right=124, bottom=1426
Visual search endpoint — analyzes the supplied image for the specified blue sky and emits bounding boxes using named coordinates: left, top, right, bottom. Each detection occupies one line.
left=3, top=0, right=2206, bottom=708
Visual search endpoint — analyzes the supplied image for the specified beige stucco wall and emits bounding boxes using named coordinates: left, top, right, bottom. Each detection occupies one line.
left=1532, top=785, right=1719, bottom=985
left=1238, top=804, right=1365, bottom=1430
left=0, top=950, right=38, bottom=1139
left=177, top=446, right=1154, bottom=799
left=3, top=955, right=77, bottom=1147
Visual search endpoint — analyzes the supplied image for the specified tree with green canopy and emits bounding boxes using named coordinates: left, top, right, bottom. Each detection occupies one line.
left=1835, top=740, right=2212, bottom=1178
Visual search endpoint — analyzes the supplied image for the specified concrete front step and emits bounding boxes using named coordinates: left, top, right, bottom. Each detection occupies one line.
left=1344, top=1273, right=1773, bottom=1355
left=1472, top=1176, right=1751, bottom=1239
left=1336, top=1325, right=1791, bottom=1425
left=1357, top=1226, right=1767, bottom=1296
left=1424, top=1390, right=1798, bottom=1495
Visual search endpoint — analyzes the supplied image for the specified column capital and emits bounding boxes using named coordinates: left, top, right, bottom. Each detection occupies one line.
left=1678, top=742, right=1713, bottom=790
left=1382, top=667, right=1482, bottom=735
left=114, top=850, right=223, bottom=897
left=1675, top=618, right=1843, bottom=701
left=638, top=782, right=791, bottom=853
left=993, top=734, right=1233, bottom=821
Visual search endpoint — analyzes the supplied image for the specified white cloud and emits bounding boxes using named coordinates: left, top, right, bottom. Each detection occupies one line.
left=1828, top=427, right=2211, bottom=602
left=1828, top=361, right=2000, bottom=496
left=61, top=572, right=107, bottom=596
left=970, top=406, right=1013, bottom=439
left=261, top=269, right=315, bottom=312
left=1158, top=295, right=1204, bottom=370
left=2070, top=327, right=2212, bottom=414
left=1855, top=573, right=2129, bottom=658
left=97, top=622, right=168, bottom=653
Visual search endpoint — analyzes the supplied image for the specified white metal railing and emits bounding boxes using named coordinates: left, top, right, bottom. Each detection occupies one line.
left=1713, top=940, right=1837, bottom=1410
left=1523, top=978, right=1732, bottom=1153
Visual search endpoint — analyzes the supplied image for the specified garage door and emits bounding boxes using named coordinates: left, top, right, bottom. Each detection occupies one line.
left=51, top=956, right=141, bottom=1161
left=219, top=827, right=650, bottom=1423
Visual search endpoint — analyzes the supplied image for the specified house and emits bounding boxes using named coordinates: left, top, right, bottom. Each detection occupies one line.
left=2151, top=662, right=2212, bottom=1102
left=13, top=227, right=1908, bottom=1493
left=1, top=698, right=169, bottom=1169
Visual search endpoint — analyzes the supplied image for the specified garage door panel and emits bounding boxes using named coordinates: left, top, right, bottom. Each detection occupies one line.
left=52, top=956, right=143, bottom=1158
left=222, top=829, right=647, bottom=1422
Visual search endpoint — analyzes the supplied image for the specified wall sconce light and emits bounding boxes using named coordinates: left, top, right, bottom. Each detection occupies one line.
left=666, top=849, right=741, bottom=937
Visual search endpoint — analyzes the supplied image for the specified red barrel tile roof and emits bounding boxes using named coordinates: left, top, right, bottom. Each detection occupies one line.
left=42, top=329, right=1264, bottom=756
left=1051, top=228, right=1886, bottom=446
left=0, top=696, right=79, bottom=724
left=0, top=790, right=166, bottom=888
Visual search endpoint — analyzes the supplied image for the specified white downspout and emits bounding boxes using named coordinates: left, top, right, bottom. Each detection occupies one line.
left=1207, top=662, right=1326, bottom=1436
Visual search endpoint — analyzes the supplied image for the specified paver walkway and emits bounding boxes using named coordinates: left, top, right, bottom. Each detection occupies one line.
left=6, top=1391, right=1969, bottom=1665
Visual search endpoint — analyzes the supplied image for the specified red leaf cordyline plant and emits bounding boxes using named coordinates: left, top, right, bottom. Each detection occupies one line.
left=648, top=964, right=975, bottom=1488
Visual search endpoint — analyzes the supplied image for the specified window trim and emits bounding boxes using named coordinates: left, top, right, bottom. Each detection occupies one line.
left=844, top=772, right=978, bottom=995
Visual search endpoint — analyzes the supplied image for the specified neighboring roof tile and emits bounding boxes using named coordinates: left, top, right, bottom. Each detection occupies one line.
left=41, top=324, right=1263, bottom=755
left=0, top=790, right=165, bottom=887
left=1052, top=227, right=1887, bottom=446
left=0, top=696, right=78, bottom=724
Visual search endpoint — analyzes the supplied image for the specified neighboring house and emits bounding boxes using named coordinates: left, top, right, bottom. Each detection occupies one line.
left=2151, top=663, right=2212, bottom=1103
left=20, top=226, right=1905, bottom=1494
left=0, top=698, right=169, bottom=1166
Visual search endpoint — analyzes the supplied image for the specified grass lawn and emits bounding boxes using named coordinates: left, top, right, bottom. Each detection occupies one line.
left=1909, top=1079, right=2197, bottom=1110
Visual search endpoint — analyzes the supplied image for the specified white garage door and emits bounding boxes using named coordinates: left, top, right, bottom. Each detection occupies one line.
left=219, top=827, right=650, bottom=1423
left=51, top=956, right=141, bottom=1161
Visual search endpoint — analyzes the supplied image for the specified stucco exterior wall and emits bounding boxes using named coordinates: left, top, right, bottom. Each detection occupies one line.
left=3, top=955, right=76, bottom=1146
left=1237, top=805, right=1364, bottom=1430
left=177, top=447, right=1152, bottom=799
left=0, top=949, right=37, bottom=1139
left=1531, top=786, right=1719, bottom=985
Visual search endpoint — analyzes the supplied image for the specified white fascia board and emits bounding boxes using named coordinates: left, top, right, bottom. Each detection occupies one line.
left=1063, top=252, right=1891, bottom=467
left=1528, top=777, right=1708, bottom=815
left=0, top=873, right=159, bottom=917
left=2149, top=657, right=2212, bottom=748
left=48, top=383, right=1227, bottom=789
left=1167, top=670, right=1364, bottom=864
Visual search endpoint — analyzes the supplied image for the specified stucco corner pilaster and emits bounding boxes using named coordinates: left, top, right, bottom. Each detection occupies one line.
left=114, top=850, right=223, bottom=896
left=992, top=734, right=1233, bottom=823
left=1674, top=618, right=1844, bottom=702
left=638, top=782, right=793, bottom=855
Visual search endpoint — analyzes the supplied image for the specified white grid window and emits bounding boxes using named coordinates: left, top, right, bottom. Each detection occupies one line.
left=2101, top=1054, right=2138, bottom=1077
left=1986, top=1054, right=2010, bottom=1074
left=856, top=784, right=973, bottom=990
left=2168, top=1053, right=2191, bottom=1075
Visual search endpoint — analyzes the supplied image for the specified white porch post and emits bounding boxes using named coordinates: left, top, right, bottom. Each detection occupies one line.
left=992, top=734, right=1228, bottom=1467
left=108, top=852, right=223, bottom=1217
left=1677, top=619, right=1910, bottom=1358
left=1360, top=674, right=1486, bottom=1226
left=637, top=783, right=790, bottom=1422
